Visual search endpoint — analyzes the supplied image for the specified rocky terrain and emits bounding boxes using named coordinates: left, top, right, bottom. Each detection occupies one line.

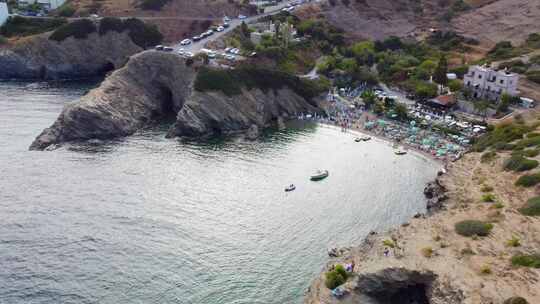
left=63, top=0, right=255, bottom=42
left=30, top=51, right=321, bottom=150
left=304, top=146, right=540, bottom=303
left=0, top=30, right=142, bottom=80
left=301, top=0, right=540, bottom=49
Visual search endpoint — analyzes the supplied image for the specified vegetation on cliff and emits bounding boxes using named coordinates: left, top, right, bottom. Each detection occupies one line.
left=454, top=220, right=493, bottom=237
left=518, top=197, right=540, bottom=216
left=49, top=19, right=97, bottom=41
left=324, top=264, right=348, bottom=289
left=0, top=16, right=66, bottom=38
left=49, top=17, right=162, bottom=48
left=194, top=66, right=330, bottom=102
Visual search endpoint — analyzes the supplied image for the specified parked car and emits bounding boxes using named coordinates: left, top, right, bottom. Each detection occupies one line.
left=193, top=36, right=201, bottom=41
left=223, top=16, right=231, bottom=22
left=238, top=15, right=247, bottom=19
left=180, top=39, right=192, bottom=45
left=216, top=26, right=225, bottom=32
left=155, top=45, right=164, bottom=50
left=163, top=47, right=174, bottom=52
left=184, top=52, right=194, bottom=58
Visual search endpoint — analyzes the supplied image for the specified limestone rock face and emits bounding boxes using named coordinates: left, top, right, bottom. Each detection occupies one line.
left=30, top=51, right=196, bottom=150
left=30, top=51, right=321, bottom=150
left=0, top=31, right=142, bottom=80
left=169, top=88, right=318, bottom=138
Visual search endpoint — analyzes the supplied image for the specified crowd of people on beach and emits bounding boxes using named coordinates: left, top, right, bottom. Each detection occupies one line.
left=307, top=100, right=473, bottom=164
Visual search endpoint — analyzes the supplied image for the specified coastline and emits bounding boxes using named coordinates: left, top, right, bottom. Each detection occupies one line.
left=316, top=122, right=445, bottom=166
left=303, top=147, right=540, bottom=303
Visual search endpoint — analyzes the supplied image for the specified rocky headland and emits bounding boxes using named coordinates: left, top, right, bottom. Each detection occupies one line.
left=0, top=30, right=141, bottom=80
left=30, top=51, right=323, bottom=150
left=0, top=17, right=164, bottom=80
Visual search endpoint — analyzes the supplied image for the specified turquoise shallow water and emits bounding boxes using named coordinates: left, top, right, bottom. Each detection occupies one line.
left=0, top=81, right=439, bottom=304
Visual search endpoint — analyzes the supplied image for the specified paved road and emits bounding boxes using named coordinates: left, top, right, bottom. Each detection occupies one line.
left=172, top=0, right=312, bottom=54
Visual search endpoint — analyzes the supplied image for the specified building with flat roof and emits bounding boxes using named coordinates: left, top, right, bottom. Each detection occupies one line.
left=463, top=65, right=519, bottom=101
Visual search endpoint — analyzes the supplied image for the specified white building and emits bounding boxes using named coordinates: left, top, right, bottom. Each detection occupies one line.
left=0, top=2, right=8, bottom=26
left=463, top=65, right=519, bottom=101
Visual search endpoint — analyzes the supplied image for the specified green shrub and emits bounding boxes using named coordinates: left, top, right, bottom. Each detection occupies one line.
left=503, top=155, right=538, bottom=172
left=519, top=196, right=540, bottom=216
left=57, top=4, right=76, bottom=17
left=515, top=173, right=540, bottom=187
left=493, top=202, right=505, bottom=209
left=140, top=0, right=171, bottom=10
left=325, top=265, right=348, bottom=289
left=479, top=265, right=492, bottom=275
left=520, top=149, right=540, bottom=158
left=480, top=184, right=494, bottom=192
left=194, top=66, right=328, bottom=102
left=421, top=247, right=433, bottom=258
left=503, top=296, right=529, bottom=304
left=382, top=239, right=395, bottom=248
left=49, top=19, right=96, bottom=41
left=511, top=254, right=540, bottom=268
left=455, top=220, right=493, bottom=237
left=515, top=136, right=540, bottom=149
left=506, top=236, right=521, bottom=247
left=460, top=248, right=475, bottom=255
left=472, top=123, right=531, bottom=152
left=0, top=16, right=66, bottom=37
left=481, top=193, right=496, bottom=202
left=480, top=151, right=497, bottom=163
left=0, top=35, right=6, bottom=45
left=526, top=70, right=540, bottom=84
left=98, top=17, right=125, bottom=35
left=123, top=18, right=163, bottom=48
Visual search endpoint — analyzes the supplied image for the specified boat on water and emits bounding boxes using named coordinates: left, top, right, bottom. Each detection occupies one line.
left=310, top=170, right=329, bottom=181
left=394, top=147, right=407, bottom=155
left=285, top=184, right=296, bottom=192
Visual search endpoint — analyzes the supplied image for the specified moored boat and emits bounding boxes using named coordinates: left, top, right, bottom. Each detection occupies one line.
left=310, top=170, right=329, bottom=181
left=285, top=184, right=296, bottom=192
left=394, top=147, right=407, bottom=155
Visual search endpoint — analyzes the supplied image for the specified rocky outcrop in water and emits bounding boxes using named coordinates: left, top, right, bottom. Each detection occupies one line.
left=30, top=51, right=321, bottom=150
left=0, top=31, right=142, bottom=80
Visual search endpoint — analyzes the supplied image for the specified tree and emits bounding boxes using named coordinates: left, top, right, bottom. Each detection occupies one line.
left=240, top=21, right=250, bottom=37
left=448, top=79, right=463, bottom=92
left=474, top=100, right=490, bottom=119
left=415, top=82, right=438, bottom=99
left=394, top=103, right=409, bottom=121
left=361, top=90, right=377, bottom=109
left=433, top=55, right=448, bottom=86
left=374, top=101, right=385, bottom=115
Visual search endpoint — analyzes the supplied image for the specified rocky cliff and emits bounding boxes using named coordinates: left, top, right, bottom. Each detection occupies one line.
left=30, top=51, right=321, bottom=150
left=0, top=30, right=142, bottom=80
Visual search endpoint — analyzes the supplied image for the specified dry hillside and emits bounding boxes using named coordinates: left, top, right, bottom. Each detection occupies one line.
left=63, top=0, right=255, bottom=42
left=298, top=0, right=540, bottom=52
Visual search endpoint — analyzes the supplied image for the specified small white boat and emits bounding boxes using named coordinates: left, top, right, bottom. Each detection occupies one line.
left=310, top=170, right=329, bottom=181
left=394, top=147, right=407, bottom=155
left=285, top=184, right=296, bottom=192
